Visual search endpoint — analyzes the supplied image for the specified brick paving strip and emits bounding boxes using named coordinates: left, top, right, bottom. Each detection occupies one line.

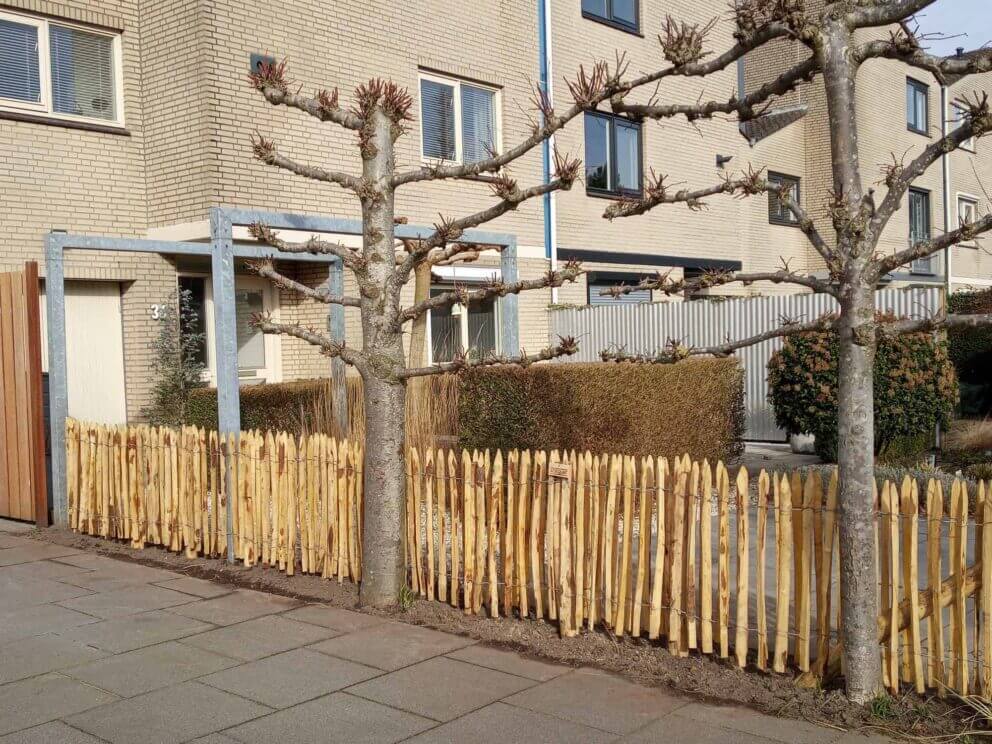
left=0, top=519, right=892, bottom=743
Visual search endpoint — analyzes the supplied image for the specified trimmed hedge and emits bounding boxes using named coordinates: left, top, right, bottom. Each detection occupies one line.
left=767, top=321, right=958, bottom=461
left=948, top=287, right=992, bottom=417
left=186, top=379, right=334, bottom=433
left=457, top=360, right=746, bottom=461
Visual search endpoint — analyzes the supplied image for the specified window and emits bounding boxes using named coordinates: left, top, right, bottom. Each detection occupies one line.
left=428, top=287, right=498, bottom=363
left=767, top=172, right=801, bottom=225
left=584, top=111, right=642, bottom=197
left=958, top=195, right=979, bottom=246
left=0, top=10, right=122, bottom=126
left=419, top=73, right=498, bottom=164
left=906, top=78, right=929, bottom=135
left=587, top=274, right=650, bottom=305
left=908, top=188, right=933, bottom=274
left=953, top=103, right=976, bottom=151
left=581, top=0, right=639, bottom=33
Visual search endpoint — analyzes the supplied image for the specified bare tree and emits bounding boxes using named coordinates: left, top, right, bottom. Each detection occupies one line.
left=244, top=0, right=991, bottom=703
left=598, top=1, right=992, bottom=703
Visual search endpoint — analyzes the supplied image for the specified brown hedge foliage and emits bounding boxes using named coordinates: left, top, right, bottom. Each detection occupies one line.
left=458, top=360, right=745, bottom=461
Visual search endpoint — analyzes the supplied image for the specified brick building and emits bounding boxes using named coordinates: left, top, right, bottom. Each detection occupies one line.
left=1, top=0, right=989, bottom=423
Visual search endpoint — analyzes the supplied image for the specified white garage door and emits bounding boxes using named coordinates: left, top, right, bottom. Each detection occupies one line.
left=41, top=281, right=127, bottom=425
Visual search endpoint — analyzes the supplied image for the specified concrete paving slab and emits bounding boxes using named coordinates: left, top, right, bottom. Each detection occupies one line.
left=0, top=559, right=93, bottom=582
left=66, top=681, right=270, bottom=744
left=58, top=564, right=184, bottom=593
left=0, top=535, right=35, bottom=549
left=0, top=634, right=109, bottom=685
left=0, top=520, right=36, bottom=534
left=0, top=673, right=118, bottom=736
left=0, top=575, right=92, bottom=611
left=65, top=641, right=239, bottom=697
left=283, top=604, right=387, bottom=633
left=0, top=544, right=81, bottom=566
left=309, top=622, right=474, bottom=671
left=347, top=656, right=535, bottom=722
left=169, top=589, right=299, bottom=625
left=0, top=721, right=105, bottom=743
left=181, top=615, right=336, bottom=661
left=223, top=691, right=434, bottom=743
left=619, top=714, right=772, bottom=743
left=672, top=703, right=842, bottom=744
left=445, top=644, right=570, bottom=681
left=153, top=576, right=232, bottom=599
left=56, top=610, right=215, bottom=653
left=405, top=701, right=617, bottom=743
left=199, top=648, right=379, bottom=708
left=503, top=668, right=688, bottom=735
left=58, top=584, right=195, bottom=619
left=188, top=735, right=242, bottom=744
left=0, top=604, right=99, bottom=646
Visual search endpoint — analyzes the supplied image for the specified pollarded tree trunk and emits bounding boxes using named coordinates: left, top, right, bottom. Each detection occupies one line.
left=835, top=283, right=882, bottom=703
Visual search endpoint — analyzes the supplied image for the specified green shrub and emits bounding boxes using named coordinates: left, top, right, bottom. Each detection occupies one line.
left=186, top=379, right=334, bottom=433
left=768, top=319, right=958, bottom=461
left=458, top=360, right=745, bottom=462
left=948, top=288, right=992, bottom=417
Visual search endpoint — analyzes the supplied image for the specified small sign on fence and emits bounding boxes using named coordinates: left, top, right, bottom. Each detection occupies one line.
left=548, top=459, right=570, bottom=480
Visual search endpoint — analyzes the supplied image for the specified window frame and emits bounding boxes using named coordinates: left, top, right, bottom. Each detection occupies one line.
left=425, top=284, right=501, bottom=365
left=581, top=0, right=640, bottom=35
left=0, top=9, right=124, bottom=128
left=957, top=193, right=980, bottom=247
left=908, top=187, right=934, bottom=274
left=583, top=110, right=643, bottom=199
left=766, top=171, right=802, bottom=227
left=418, top=70, right=502, bottom=167
left=906, top=77, right=929, bottom=136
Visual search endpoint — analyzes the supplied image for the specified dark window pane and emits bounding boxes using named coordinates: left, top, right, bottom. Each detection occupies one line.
left=421, top=79, right=456, bottom=160
left=0, top=18, right=41, bottom=103
left=906, top=80, right=927, bottom=132
left=429, top=288, right=461, bottom=362
left=467, top=297, right=496, bottom=358
left=611, top=0, right=637, bottom=26
left=581, top=0, right=608, bottom=18
left=584, top=114, right=611, bottom=191
left=178, top=277, right=207, bottom=366
left=767, top=174, right=800, bottom=224
left=615, top=121, right=640, bottom=192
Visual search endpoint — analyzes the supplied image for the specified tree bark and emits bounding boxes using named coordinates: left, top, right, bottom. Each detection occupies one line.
left=835, top=284, right=882, bottom=703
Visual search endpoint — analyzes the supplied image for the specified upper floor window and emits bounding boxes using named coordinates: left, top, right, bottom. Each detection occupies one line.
left=908, top=188, right=933, bottom=274
left=953, top=103, right=976, bottom=151
left=767, top=172, right=801, bottom=225
left=958, top=194, right=979, bottom=245
left=419, top=72, right=498, bottom=165
left=584, top=111, right=641, bottom=197
left=0, top=10, right=123, bottom=126
left=906, top=78, right=929, bottom=135
left=581, top=0, right=639, bottom=33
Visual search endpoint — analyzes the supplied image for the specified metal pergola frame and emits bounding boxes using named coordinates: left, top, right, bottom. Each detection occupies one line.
left=45, top=206, right=519, bottom=559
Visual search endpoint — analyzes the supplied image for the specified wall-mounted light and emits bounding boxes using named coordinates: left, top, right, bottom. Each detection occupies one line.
left=716, top=154, right=734, bottom=169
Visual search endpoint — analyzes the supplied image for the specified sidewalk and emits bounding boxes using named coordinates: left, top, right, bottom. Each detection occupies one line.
left=0, top=519, right=889, bottom=743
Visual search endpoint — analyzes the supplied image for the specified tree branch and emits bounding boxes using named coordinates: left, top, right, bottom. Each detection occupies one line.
left=604, top=167, right=835, bottom=264
left=846, top=0, right=938, bottom=29
left=399, top=336, right=579, bottom=378
left=873, top=93, right=992, bottom=231
left=254, top=317, right=366, bottom=370
left=396, top=261, right=584, bottom=326
left=249, top=260, right=362, bottom=307
left=599, top=315, right=838, bottom=364
left=602, top=265, right=836, bottom=298
left=856, top=36, right=992, bottom=84
left=873, top=212, right=992, bottom=278
left=248, top=223, right=364, bottom=271
left=251, top=134, right=362, bottom=191
left=881, top=313, right=992, bottom=335
left=612, top=57, right=817, bottom=123
left=249, top=59, right=363, bottom=130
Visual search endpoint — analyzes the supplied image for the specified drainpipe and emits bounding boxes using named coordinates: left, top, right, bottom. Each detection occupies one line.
left=941, top=83, right=952, bottom=298
left=537, top=0, right=559, bottom=303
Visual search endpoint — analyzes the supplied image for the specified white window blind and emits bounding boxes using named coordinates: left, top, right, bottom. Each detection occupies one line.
left=50, top=24, right=116, bottom=120
left=421, top=79, right=456, bottom=160
left=0, top=18, right=41, bottom=103
left=461, top=84, right=495, bottom=163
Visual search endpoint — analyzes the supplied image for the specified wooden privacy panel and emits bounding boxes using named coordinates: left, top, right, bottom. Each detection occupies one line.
left=0, top=262, right=46, bottom=524
left=67, top=419, right=992, bottom=702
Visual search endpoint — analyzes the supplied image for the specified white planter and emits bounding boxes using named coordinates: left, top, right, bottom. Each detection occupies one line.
left=790, top=433, right=816, bottom=454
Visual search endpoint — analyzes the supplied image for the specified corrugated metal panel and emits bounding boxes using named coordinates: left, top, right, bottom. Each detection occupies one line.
left=550, top=288, right=943, bottom=441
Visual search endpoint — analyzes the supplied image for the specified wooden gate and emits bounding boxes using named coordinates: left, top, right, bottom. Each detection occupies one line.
left=0, top=262, right=47, bottom=525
